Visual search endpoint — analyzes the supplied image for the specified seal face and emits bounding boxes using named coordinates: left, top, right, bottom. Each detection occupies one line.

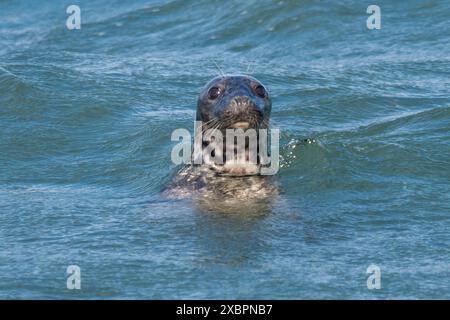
left=197, top=75, right=272, bottom=131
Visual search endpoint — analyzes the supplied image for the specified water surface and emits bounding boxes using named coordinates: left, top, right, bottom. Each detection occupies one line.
left=0, top=0, right=449, bottom=299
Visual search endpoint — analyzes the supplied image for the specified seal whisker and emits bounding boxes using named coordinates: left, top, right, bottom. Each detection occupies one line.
left=201, top=118, right=218, bottom=129
left=245, top=60, right=253, bottom=75
left=211, top=60, right=225, bottom=78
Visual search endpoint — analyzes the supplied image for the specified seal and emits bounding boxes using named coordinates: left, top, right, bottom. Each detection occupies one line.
left=194, top=75, right=273, bottom=175
left=165, top=75, right=278, bottom=211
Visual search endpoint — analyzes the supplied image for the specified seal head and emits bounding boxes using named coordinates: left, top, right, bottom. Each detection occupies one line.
left=197, top=75, right=272, bottom=130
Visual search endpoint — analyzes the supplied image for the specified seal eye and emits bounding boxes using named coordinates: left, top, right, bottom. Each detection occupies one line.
left=254, top=85, right=266, bottom=98
left=208, top=87, right=222, bottom=100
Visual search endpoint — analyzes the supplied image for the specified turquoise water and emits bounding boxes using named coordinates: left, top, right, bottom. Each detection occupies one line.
left=1, top=0, right=449, bottom=299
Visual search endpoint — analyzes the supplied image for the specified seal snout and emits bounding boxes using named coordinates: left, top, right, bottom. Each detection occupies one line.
left=222, top=96, right=263, bottom=129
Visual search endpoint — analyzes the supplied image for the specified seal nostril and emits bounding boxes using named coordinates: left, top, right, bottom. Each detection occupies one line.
left=232, top=96, right=252, bottom=107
